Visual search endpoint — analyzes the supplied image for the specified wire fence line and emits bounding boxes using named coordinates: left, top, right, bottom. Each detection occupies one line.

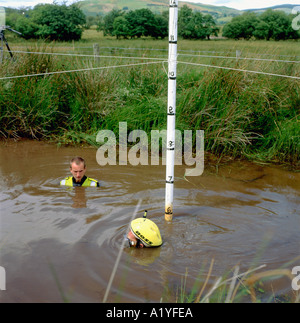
left=6, top=49, right=300, bottom=64
left=0, top=50, right=299, bottom=81
left=8, top=50, right=167, bottom=61
left=177, top=61, right=300, bottom=80
left=179, top=53, right=300, bottom=64
left=8, top=44, right=300, bottom=59
left=0, top=61, right=164, bottom=80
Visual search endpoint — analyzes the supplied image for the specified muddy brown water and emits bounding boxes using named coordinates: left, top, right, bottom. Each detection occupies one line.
left=0, top=140, right=299, bottom=303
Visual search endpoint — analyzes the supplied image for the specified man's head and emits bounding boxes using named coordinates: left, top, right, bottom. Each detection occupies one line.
left=70, top=157, right=86, bottom=183
left=127, top=215, right=162, bottom=248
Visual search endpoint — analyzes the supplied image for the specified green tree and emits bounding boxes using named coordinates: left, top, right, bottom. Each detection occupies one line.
left=152, top=14, right=168, bottom=39
left=192, top=12, right=207, bottom=39
left=203, top=14, right=219, bottom=40
left=178, top=5, right=218, bottom=40
left=178, top=5, right=194, bottom=39
left=257, top=9, right=299, bottom=40
left=252, top=20, right=270, bottom=40
left=125, top=9, right=157, bottom=38
left=223, top=9, right=300, bottom=40
left=14, top=16, right=39, bottom=39
left=223, top=12, right=259, bottom=40
left=32, top=3, right=86, bottom=41
left=99, top=9, right=124, bottom=36
left=113, top=16, right=129, bottom=39
left=5, top=7, right=37, bottom=38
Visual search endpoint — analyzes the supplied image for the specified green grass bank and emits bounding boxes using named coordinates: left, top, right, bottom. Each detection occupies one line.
left=0, top=32, right=299, bottom=167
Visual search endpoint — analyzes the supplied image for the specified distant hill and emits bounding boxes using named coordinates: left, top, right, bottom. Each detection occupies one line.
left=77, top=0, right=242, bottom=24
left=78, top=1, right=300, bottom=24
left=5, top=1, right=299, bottom=25
left=245, top=3, right=299, bottom=14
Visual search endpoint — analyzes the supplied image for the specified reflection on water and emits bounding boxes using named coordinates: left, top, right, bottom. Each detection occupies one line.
left=72, top=188, right=88, bottom=209
left=0, top=140, right=299, bottom=302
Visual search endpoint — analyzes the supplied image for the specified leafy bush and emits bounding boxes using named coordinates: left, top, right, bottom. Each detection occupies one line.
left=223, top=10, right=300, bottom=40
left=6, top=4, right=86, bottom=41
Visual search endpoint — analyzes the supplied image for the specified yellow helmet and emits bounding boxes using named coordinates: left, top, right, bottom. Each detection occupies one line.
left=130, top=213, right=162, bottom=247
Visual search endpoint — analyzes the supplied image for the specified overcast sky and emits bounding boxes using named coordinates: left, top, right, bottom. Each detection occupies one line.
left=0, top=0, right=300, bottom=11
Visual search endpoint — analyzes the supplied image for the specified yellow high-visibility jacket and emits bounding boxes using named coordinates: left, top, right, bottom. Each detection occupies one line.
left=60, top=176, right=99, bottom=187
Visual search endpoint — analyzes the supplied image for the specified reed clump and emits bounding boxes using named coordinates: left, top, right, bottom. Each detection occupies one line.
left=173, top=261, right=300, bottom=303
left=0, top=40, right=299, bottom=166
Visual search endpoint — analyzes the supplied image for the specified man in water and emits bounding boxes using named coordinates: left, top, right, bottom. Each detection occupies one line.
left=127, top=211, right=162, bottom=248
left=60, top=156, right=100, bottom=187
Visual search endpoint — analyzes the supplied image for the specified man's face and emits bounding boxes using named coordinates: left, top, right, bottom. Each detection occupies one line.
left=127, top=230, right=144, bottom=248
left=70, top=162, right=86, bottom=182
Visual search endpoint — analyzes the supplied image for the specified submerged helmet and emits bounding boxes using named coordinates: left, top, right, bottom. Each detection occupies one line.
left=130, top=212, right=162, bottom=247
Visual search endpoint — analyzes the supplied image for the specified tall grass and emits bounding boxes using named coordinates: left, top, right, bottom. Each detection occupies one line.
left=173, top=262, right=300, bottom=303
left=0, top=35, right=299, bottom=166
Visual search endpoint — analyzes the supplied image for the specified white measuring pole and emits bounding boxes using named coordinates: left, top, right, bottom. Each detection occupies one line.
left=165, top=0, right=178, bottom=222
